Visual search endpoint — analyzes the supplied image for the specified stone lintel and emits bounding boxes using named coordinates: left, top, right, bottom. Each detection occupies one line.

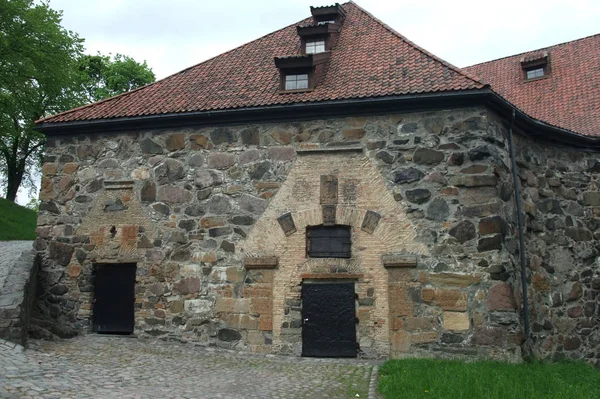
left=93, top=258, right=142, bottom=264
left=382, top=253, right=418, bottom=268
left=104, top=180, right=134, bottom=190
left=297, top=145, right=363, bottom=154
left=244, top=257, right=279, bottom=269
left=300, top=273, right=363, bottom=279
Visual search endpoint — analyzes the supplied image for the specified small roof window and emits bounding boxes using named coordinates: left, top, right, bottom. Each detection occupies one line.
left=285, top=74, right=309, bottom=90
left=306, top=39, right=326, bottom=54
left=526, top=67, right=545, bottom=80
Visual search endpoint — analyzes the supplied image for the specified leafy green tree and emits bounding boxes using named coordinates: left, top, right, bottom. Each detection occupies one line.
left=0, top=0, right=155, bottom=203
left=78, top=53, right=155, bottom=103
left=0, top=0, right=83, bottom=202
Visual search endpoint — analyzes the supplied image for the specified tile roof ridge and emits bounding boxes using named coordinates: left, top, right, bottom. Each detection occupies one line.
left=347, top=1, right=486, bottom=88
left=464, top=32, right=600, bottom=68
left=38, top=11, right=315, bottom=124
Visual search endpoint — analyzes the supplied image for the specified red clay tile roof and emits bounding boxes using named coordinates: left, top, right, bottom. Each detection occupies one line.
left=37, top=2, right=484, bottom=125
left=464, top=34, right=600, bottom=137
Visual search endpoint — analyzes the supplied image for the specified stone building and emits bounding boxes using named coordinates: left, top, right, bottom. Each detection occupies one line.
left=30, top=3, right=599, bottom=363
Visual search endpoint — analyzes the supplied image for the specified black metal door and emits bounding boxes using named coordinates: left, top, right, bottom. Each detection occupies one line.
left=302, top=283, right=357, bottom=357
left=93, top=263, right=136, bottom=334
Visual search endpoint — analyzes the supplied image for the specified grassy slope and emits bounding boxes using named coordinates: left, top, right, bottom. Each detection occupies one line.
left=378, top=359, right=600, bottom=399
left=0, top=198, right=37, bottom=241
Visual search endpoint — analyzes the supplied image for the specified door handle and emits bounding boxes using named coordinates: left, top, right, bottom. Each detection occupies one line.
left=304, top=318, right=309, bottom=322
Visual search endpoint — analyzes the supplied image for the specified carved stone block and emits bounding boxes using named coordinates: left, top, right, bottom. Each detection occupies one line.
left=382, top=253, right=418, bottom=268
left=361, top=210, right=381, bottom=234
left=322, top=205, right=336, bottom=226
left=320, top=175, right=338, bottom=204
left=244, top=256, right=278, bottom=269
left=277, top=212, right=297, bottom=236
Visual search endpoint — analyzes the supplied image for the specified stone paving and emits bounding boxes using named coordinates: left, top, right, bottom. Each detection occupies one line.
left=0, top=335, right=379, bottom=399
left=0, top=241, right=33, bottom=291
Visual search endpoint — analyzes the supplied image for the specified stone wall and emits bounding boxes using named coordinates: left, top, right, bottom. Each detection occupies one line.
left=512, top=135, right=600, bottom=365
left=34, top=106, right=599, bottom=362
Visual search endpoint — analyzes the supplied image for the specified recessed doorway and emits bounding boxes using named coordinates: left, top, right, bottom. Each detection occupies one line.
left=93, top=263, right=136, bottom=334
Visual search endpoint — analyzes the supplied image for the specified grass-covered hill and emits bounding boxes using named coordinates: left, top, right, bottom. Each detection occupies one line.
left=0, top=198, right=37, bottom=241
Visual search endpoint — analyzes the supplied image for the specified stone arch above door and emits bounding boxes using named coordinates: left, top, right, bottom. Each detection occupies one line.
left=239, top=148, right=428, bottom=356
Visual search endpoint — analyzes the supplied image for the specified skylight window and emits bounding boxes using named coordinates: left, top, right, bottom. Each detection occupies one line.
left=306, top=39, right=326, bottom=54
left=526, top=67, right=545, bottom=80
left=285, top=74, right=309, bottom=90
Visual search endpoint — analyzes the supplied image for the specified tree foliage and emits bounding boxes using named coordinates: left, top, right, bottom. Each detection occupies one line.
left=0, top=0, right=155, bottom=202
left=78, top=53, right=155, bottom=103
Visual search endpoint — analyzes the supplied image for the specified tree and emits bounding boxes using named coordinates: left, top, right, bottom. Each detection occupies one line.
left=0, top=0, right=84, bottom=202
left=78, top=53, right=155, bottom=103
left=0, top=0, right=155, bottom=202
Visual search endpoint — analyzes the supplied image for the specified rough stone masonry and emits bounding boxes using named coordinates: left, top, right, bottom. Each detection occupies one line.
left=29, top=106, right=600, bottom=364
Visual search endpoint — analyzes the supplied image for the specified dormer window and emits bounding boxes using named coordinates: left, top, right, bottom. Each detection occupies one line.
left=306, top=39, right=326, bottom=54
left=285, top=74, right=309, bottom=90
left=525, top=67, right=545, bottom=80
left=521, top=51, right=550, bottom=81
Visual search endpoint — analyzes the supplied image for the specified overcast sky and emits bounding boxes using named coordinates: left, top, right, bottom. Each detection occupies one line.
left=14, top=0, right=600, bottom=204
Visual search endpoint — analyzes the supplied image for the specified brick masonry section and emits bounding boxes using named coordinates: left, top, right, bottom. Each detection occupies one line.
left=29, top=107, right=600, bottom=364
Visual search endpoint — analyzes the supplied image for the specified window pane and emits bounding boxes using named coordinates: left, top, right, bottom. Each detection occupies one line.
left=297, top=79, right=308, bottom=89
left=526, top=67, right=544, bottom=79
left=285, top=75, right=295, bottom=81
left=285, top=80, right=297, bottom=90
left=297, top=74, right=308, bottom=80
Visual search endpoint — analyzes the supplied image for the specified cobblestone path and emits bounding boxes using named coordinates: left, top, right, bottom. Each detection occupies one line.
left=0, top=241, right=33, bottom=290
left=1, top=335, right=377, bottom=399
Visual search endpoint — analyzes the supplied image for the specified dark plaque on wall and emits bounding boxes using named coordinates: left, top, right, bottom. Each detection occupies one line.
left=320, top=175, right=338, bottom=204
left=277, top=212, right=297, bottom=236
left=322, top=205, right=336, bottom=226
left=361, top=210, right=381, bottom=234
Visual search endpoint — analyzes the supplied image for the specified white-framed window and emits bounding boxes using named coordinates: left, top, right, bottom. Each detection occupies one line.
left=285, top=74, right=309, bottom=90
left=526, top=67, right=545, bottom=79
left=306, top=39, right=326, bottom=54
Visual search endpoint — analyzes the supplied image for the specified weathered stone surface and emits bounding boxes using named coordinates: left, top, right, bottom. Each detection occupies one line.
left=208, top=153, right=236, bottom=170
left=140, top=138, right=163, bottom=154
left=218, top=328, right=241, bottom=341
left=450, top=175, right=498, bottom=187
left=240, top=127, right=259, bottom=145
left=426, top=198, right=450, bottom=221
left=165, top=134, right=185, bottom=151
left=376, top=151, right=395, bottom=164
left=178, top=219, right=197, bottom=232
left=158, top=186, right=193, bottom=204
left=468, top=146, right=491, bottom=161
left=248, top=161, right=271, bottom=180
left=268, top=146, right=295, bottom=162
left=472, top=327, right=504, bottom=346
left=461, top=164, right=488, bottom=174
left=443, top=311, right=469, bottom=331
left=210, top=127, right=236, bottom=145
left=405, top=188, right=431, bottom=204
left=208, top=195, right=233, bottom=214
left=195, top=169, right=223, bottom=189
left=239, top=194, right=267, bottom=214
left=39, top=201, right=60, bottom=214
left=448, top=152, right=464, bottom=166
left=155, top=158, right=185, bottom=184
left=478, top=215, right=508, bottom=236
left=152, top=202, right=171, bottom=216
left=393, top=167, right=424, bottom=184
left=537, top=198, right=562, bottom=214
left=413, top=148, right=444, bottom=165
left=477, top=234, right=503, bottom=252
left=343, top=128, right=365, bottom=140
left=448, top=221, right=476, bottom=243
left=173, top=277, right=200, bottom=295
left=239, top=149, right=260, bottom=165
left=48, top=241, right=74, bottom=266
left=188, top=153, right=205, bottom=167
left=140, top=181, right=156, bottom=202
left=421, top=288, right=467, bottom=311
left=487, top=283, right=517, bottom=311
left=564, top=228, right=592, bottom=241
left=184, top=203, right=205, bottom=217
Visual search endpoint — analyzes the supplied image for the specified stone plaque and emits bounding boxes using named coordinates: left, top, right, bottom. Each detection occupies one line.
left=320, top=175, right=338, bottom=204
left=244, top=256, right=278, bottom=269
left=382, top=253, right=418, bottom=268
left=341, top=179, right=359, bottom=203
left=361, top=210, right=381, bottom=234
left=277, top=212, right=297, bottom=236
left=322, top=205, right=336, bottom=226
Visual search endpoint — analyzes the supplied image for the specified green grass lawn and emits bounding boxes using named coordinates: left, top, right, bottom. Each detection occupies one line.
left=0, top=197, right=37, bottom=241
left=378, top=358, right=600, bottom=399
